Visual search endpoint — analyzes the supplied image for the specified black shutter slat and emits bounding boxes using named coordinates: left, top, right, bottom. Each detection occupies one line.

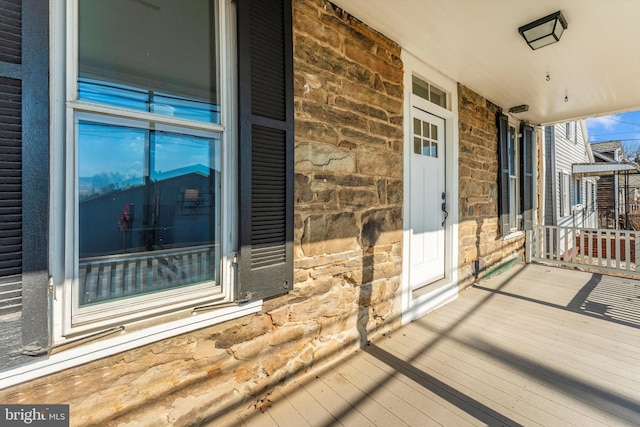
left=0, top=0, right=49, bottom=369
left=521, top=123, right=535, bottom=230
left=237, top=0, right=293, bottom=302
left=0, top=275, right=21, bottom=316
left=497, top=113, right=511, bottom=235
left=0, top=76, right=21, bottom=281
left=249, top=1, right=286, bottom=121
left=0, top=0, right=21, bottom=65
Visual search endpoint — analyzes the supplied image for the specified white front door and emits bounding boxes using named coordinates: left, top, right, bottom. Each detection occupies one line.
left=410, top=107, right=446, bottom=289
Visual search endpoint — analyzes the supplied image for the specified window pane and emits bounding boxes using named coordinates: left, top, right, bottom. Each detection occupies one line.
left=430, top=85, right=447, bottom=108
left=422, top=121, right=430, bottom=139
left=422, top=141, right=430, bottom=157
left=78, top=0, right=220, bottom=123
left=431, top=141, right=438, bottom=158
left=78, top=120, right=221, bottom=305
left=413, top=118, right=421, bottom=136
left=510, top=176, right=517, bottom=227
left=412, top=76, right=430, bottom=101
left=508, top=126, right=516, bottom=174
left=431, top=124, right=438, bottom=141
left=414, top=137, right=422, bottom=154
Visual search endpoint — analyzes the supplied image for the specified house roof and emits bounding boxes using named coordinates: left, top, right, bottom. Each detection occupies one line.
left=331, top=0, right=640, bottom=125
left=591, top=141, right=623, bottom=153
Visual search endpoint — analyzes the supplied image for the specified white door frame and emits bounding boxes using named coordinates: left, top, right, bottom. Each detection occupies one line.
left=401, top=50, right=459, bottom=324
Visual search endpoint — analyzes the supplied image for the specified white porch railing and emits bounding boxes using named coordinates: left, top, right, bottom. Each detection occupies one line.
left=529, top=225, right=640, bottom=277
left=79, top=244, right=217, bottom=305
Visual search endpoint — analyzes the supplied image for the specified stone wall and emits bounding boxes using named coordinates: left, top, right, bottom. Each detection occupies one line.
left=0, top=1, right=404, bottom=426
left=293, top=0, right=404, bottom=340
left=458, top=84, right=525, bottom=288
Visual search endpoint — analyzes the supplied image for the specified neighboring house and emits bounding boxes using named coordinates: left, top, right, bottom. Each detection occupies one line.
left=543, top=120, right=598, bottom=229
left=591, top=141, right=623, bottom=227
left=0, top=1, right=639, bottom=425
left=590, top=141, right=640, bottom=229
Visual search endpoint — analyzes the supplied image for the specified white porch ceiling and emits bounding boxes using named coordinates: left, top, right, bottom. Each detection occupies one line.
left=330, top=0, right=640, bottom=125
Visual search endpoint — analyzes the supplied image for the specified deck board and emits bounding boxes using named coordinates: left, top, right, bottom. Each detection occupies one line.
left=212, top=264, right=640, bottom=426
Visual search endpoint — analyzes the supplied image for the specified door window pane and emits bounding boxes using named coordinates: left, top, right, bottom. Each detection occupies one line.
left=78, top=120, right=221, bottom=305
left=414, top=137, right=422, bottom=155
left=78, top=0, right=220, bottom=123
left=413, top=118, right=421, bottom=136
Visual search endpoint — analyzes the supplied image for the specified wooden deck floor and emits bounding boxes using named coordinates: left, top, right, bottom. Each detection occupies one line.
left=215, top=264, right=640, bottom=426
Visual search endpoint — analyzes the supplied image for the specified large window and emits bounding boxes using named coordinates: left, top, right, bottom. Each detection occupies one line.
left=508, top=124, right=519, bottom=230
left=69, top=0, right=228, bottom=327
left=498, top=116, right=535, bottom=235
left=0, top=0, right=293, bottom=374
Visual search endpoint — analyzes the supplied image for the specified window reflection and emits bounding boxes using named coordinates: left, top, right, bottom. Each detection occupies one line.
left=78, top=78, right=221, bottom=123
left=78, top=0, right=219, bottom=123
left=78, top=120, right=221, bottom=305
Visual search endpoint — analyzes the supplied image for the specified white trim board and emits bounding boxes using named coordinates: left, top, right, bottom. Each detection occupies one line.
left=401, top=50, right=459, bottom=325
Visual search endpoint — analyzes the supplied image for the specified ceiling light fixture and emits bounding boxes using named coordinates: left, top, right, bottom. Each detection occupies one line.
left=518, top=11, right=567, bottom=50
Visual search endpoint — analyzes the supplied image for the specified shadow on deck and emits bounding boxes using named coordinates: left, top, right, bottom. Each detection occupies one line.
left=214, top=264, right=640, bottom=426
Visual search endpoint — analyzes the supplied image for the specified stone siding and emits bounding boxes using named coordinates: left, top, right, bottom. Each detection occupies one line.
left=0, top=1, right=404, bottom=426
left=458, top=84, right=525, bottom=288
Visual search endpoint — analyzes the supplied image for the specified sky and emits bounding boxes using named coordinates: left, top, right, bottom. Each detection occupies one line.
left=585, top=110, right=640, bottom=156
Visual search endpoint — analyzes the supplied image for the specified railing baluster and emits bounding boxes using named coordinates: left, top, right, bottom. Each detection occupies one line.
left=563, top=228, right=576, bottom=262
left=139, top=259, right=144, bottom=292
left=625, top=231, right=631, bottom=271
left=596, top=229, right=602, bottom=268
left=115, top=261, right=124, bottom=298
left=535, top=225, right=541, bottom=259
left=615, top=231, right=621, bottom=269
left=585, top=229, right=591, bottom=266
left=605, top=230, right=614, bottom=267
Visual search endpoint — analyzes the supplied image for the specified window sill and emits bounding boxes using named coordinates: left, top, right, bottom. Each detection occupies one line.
left=502, top=230, right=525, bottom=241
left=0, top=300, right=262, bottom=390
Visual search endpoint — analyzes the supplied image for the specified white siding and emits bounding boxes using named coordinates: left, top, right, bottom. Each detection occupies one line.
left=544, top=120, right=598, bottom=230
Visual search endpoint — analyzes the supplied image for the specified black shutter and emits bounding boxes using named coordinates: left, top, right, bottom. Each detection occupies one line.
left=497, top=113, right=511, bottom=235
left=0, top=0, right=50, bottom=369
left=236, top=0, right=293, bottom=302
left=521, top=123, right=535, bottom=230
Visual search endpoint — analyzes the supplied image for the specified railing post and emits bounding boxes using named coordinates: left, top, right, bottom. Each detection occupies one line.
left=525, top=230, right=532, bottom=263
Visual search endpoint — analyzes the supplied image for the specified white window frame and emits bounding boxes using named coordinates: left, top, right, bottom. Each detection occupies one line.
left=560, top=171, right=571, bottom=217
left=574, top=177, right=583, bottom=208
left=566, top=122, right=576, bottom=142
left=52, top=0, right=244, bottom=339
left=507, top=121, right=521, bottom=232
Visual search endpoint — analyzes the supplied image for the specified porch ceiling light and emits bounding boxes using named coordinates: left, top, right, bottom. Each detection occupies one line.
left=518, top=11, right=567, bottom=50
